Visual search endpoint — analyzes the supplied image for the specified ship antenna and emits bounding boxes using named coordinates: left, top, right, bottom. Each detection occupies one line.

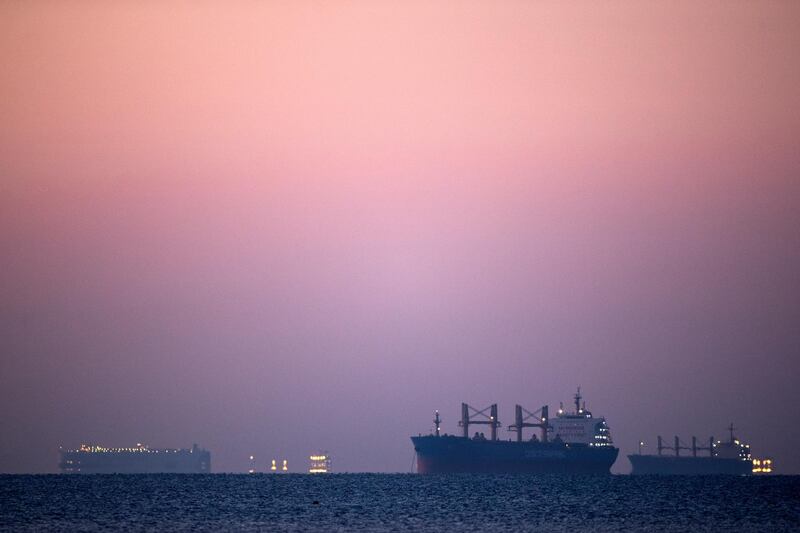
left=574, top=386, right=582, bottom=413
left=434, top=410, right=441, bottom=437
left=728, top=423, right=736, bottom=443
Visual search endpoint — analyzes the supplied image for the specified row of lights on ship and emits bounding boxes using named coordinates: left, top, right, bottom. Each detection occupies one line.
left=247, top=454, right=331, bottom=474
left=590, top=422, right=612, bottom=447
left=74, top=444, right=188, bottom=454
left=77, top=444, right=154, bottom=453
left=556, top=407, right=591, bottom=419
left=752, top=459, right=772, bottom=474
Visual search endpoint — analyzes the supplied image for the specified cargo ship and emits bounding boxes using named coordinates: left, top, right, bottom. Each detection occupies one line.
left=628, top=425, right=773, bottom=475
left=411, top=388, right=618, bottom=474
left=59, top=443, right=211, bottom=474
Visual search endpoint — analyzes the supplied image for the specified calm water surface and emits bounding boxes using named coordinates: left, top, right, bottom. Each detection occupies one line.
left=1, top=474, right=798, bottom=532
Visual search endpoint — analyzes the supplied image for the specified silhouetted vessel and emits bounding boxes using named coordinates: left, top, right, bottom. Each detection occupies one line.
left=59, top=443, right=211, bottom=474
left=412, top=389, right=618, bottom=474
left=628, top=425, right=772, bottom=475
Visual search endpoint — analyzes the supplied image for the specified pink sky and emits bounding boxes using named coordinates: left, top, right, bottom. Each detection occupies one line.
left=1, top=1, right=799, bottom=473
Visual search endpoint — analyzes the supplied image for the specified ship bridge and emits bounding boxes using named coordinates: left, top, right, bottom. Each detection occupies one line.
left=548, top=388, right=613, bottom=447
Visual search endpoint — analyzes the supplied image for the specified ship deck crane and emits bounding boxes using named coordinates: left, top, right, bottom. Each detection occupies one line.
left=459, top=403, right=501, bottom=441
left=507, top=404, right=549, bottom=443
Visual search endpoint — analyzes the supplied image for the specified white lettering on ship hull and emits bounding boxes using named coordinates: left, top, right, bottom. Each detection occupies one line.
left=524, top=450, right=567, bottom=459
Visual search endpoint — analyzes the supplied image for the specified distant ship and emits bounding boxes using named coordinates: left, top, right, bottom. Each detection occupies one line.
left=411, top=388, right=618, bottom=474
left=309, top=452, right=332, bottom=473
left=59, top=443, right=211, bottom=474
left=628, top=425, right=773, bottom=475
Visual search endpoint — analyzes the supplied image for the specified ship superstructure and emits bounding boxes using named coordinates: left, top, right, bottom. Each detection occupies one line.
left=548, top=387, right=614, bottom=449
left=59, top=443, right=211, bottom=474
left=629, top=424, right=772, bottom=475
left=411, top=389, right=618, bottom=474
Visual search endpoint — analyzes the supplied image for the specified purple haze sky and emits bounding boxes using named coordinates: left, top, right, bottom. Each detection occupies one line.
left=1, top=1, right=799, bottom=474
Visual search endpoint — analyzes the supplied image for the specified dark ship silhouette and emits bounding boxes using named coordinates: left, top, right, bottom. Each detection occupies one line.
left=629, top=424, right=772, bottom=475
left=412, top=388, right=618, bottom=474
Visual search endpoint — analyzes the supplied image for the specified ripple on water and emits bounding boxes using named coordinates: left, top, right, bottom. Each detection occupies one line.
left=0, top=474, right=799, bottom=532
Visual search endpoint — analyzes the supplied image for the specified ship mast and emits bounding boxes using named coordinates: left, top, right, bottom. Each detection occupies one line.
left=727, top=423, right=736, bottom=444
left=434, top=410, right=441, bottom=437
left=574, top=386, right=582, bottom=413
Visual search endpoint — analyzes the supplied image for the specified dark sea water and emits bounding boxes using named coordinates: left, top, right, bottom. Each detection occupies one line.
left=1, top=474, right=798, bottom=532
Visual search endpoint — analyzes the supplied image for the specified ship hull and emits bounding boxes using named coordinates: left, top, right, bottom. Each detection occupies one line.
left=628, top=454, right=751, bottom=475
left=411, top=436, right=618, bottom=474
left=59, top=450, right=211, bottom=474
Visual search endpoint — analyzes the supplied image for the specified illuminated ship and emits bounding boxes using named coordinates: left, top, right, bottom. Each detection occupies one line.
left=59, top=443, right=211, bottom=474
left=411, top=388, right=619, bottom=474
left=309, top=452, right=331, bottom=473
left=628, top=425, right=773, bottom=475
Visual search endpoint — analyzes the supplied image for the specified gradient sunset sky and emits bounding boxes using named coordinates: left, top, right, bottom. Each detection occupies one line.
left=1, top=1, right=799, bottom=473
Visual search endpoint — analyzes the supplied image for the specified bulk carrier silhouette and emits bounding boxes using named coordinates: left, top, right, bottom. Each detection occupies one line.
left=629, top=425, right=773, bottom=475
left=411, top=388, right=618, bottom=474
